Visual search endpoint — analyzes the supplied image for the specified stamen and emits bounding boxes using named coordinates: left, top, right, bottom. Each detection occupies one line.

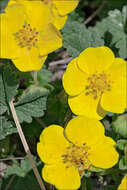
left=14, top=24, right=39, bottom=50
left=62, top=144, right=91, bottom=174
left=85, top=71, right=114, bottom=99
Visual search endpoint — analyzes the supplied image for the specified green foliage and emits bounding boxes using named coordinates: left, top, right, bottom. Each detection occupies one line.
left=63, top=6, right=127, bottom=58
left=62, top=21, right=104, bottom=58
left=15, top=85, right=49, bottom=123
left=119, top=157, right=127, bottom=170
left=91, top=5, right=127, bottom=58
left=2, top=156, right=41, bottom=190
left=0, top=0, right=9, bottom=12
left=0, top=65, right=19, bottom=115
left=0, top=1, right=127, bottom=190
left=37, top=68, right=54, bottom=90
left=43, top=82, right=69, bottom=126
left=117, top=139, right=127, bottom=150
left=112, top=115, right=127, bottom=138
left=5, top=156, right=39, bottom=177
left=0, top=116, right=17, bottom=140
left=22, top=119, right=43, bottom=139
left=67, top=10, right=85, bottom=23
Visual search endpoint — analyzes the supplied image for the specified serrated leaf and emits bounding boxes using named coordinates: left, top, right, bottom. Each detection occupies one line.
left=63, top=7, right=127, bottom=59
left=112, top=115, right=127, bottom=138
left=91, top=6, right=127, bottom=58
left=0, top=65, right=19, bottom=115
left=62, top=21, right=104, bottom=58
left=15, top=85, right=49, bottom=123
left=0, top=116, right=17, bottom=140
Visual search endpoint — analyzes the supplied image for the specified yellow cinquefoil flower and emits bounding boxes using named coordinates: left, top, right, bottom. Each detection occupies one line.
left=0, top=2, right=62, bottom=71
left=45, top=0, right=79, bottom=29
left=37, top=116, right=119, bottom=189
left=8, top=0, right=79, bottom=30
left=63, top=46, right=127, bottom=119
left=118, top=174, right=127, bottom=190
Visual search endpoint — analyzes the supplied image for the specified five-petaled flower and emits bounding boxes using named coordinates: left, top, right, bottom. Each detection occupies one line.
left=63, top=46, right=127, bottom=119
left=8, top=0, right=79, bottom=30
left=0, top=1, right=62, bottom=71
left=118, top=174, right=127, bottom=190
left=37, top=116, right=119, bottom=190
left=43, top=0, right=79, bottom=29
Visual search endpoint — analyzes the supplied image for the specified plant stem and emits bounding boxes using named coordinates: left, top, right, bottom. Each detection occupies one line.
left=33, top=71, right=38, bottom=85
left=9, top=100, right=46, bottom=190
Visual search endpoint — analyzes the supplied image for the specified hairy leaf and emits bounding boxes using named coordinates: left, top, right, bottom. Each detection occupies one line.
left=62, top=21, right=104, bottom=58
left=15, top=85, right=49, bottom=123
left=0, top=116, right=17, bottom=140
left=0, top=65, right=19, bottom=115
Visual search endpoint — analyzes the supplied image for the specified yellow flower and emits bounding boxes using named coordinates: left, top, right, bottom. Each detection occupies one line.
left=37, top=116, right=119, bottom=189
left=8, top=0, right=79, bottom=30
left=44, top=0, right=79, bottom=29
left=118, top=174, right=127, bottom=190
left=0, top=1, right=62, bottom=71
left=63, top=46, right=127, bottom=119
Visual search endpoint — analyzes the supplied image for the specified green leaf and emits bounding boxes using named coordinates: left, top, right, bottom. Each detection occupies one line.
left=62, top=21, right=104, bottom=58
left=5, top=155, right=38, bottom=177
left=15, top=85, right=49, bottom=123
left=0, top=0, right=9, bottom=12
left=117, top=139, right=127, bottom=150
left=91, top=6, right=127, bottom=58
left=2, top=172, right=41, bottom=190
left=37, top=68, right=54, bottom=90
left=112, top=115, right=127, bottom=138
left=119, top=157, right=127, bottom=170
left=22, top=119, right=43, bottom=139
left=63, top=6, right=127, bottom=59
left=67, top=10, right=85, bottom=23
left=0, top=65, right=19, bottom=115
left=0, top=116, right=17, bottom=140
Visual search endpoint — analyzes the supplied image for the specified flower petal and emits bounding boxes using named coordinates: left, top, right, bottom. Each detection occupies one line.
left=63, top=58, right=88, bottom=96
left=12, top=48, right=47, bottom=71
left=0, top=5, right=25, bottom=59
left=65, top=116, right=105, bottom=146
left=21, top=1, right=54, bottom=30
left=37, top=125, right=69, bottom=164
left=101, top=58, right=127, bottom=113
left=68, top=92, right=106, bottom=119
left=118, top=175, right=127, bottom=190
left=52, top=0, right=79, bottom=16
left=78, top=47, right=115, bottom=74
left=89, top=137, right=119, bottom=169
left=42, top=163, right=80, bottom=189
left=37, top=24, right=62, bottom=56
left=5, top=3, right=26, bottom=32
left=52, top=7, right=67, bottom=30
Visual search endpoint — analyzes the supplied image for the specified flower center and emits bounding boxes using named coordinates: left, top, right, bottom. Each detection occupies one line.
left=85, top=72, right=113, bottom=99
left=43, top=0, right=52, bottom=4
left=62, top=144, right=91, bottom=175
left=14, top=24, right=39, bottom=50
